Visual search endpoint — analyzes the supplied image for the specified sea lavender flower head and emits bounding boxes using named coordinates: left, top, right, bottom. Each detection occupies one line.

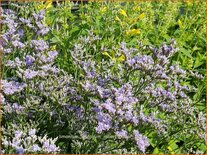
left=16, top=147, right=24, bottom=154
left=23, top=69, right=38, bottom=79
left=30, top=39, right=49, bottom=52
left=103, top=98, right=116, bottom=114
left=115, top=130, right=128, bottom=139
left=126, top=55, right=154, bottom=71
left=30, top=144, right=40, bottom=152
left=48, top=50, right=58, bottom=58
left=96, top=122, right=111, bottom=133
left=3, top=48, right=12, bottom=54
left=28, top=129, right=36, bottom=136
left=18, top=29, right=24, bottom=37
left=15, top=130, right=23, bottom=138
left=2, top=80, right=26, bottom=95
left=32, top=9, right=45, bottom=22
left=39, top=136, right=60, bottom=153
left=12, top=40, right=25, bottom=48
left=37, top=26, right=49, bottom=36
left=25, top=55, right=35, bottom=66
left=96, top=112, right=112, bottom=133
left=41, top=50, right=58, bottom=63
left=133, top=130, right=150, bottom=153
left=19, top=17, right=30, bottom=24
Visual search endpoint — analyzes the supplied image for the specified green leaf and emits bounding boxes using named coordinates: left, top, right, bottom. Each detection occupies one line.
left=58, top=142, right=65, bottom=147
left=193, top=84, right=205, bottom=101
left=163, top=34, right=171, bottom=42
left=148, top=131, right=158, bottom=147
left=196, top=143, right=206, bottom=152
left=196, top=102, right=205, bottom=111
left=180, top=48, right=193, bottom=59
left=70, top=26, right=80, bottom=34
left=193, top=46, right=201, bottom=51
left=167, top=140, right=179, bottom=154
left=127, top=124, right=133, bottom=132
left=194, top=57, right=205, bottom=68
left=51, top=37, right=61, bottom=43
left=153, top=147, right=160, bottom=154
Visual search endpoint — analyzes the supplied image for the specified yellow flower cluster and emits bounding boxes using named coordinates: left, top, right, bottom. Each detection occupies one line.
left=133, top=6, right=140, bottom=12
left=128, top=13, right=145, bottom=25
left=36, top=0, right=52, bottom=11
left=100, top=7, right=107, bottom=14
left=113, top=5, right=145, bottom=37
left=138, top=13, right=145, bottom=19
left=126, top=29, right=141, bottom=36
left=119, top=9, right=127, bottom=17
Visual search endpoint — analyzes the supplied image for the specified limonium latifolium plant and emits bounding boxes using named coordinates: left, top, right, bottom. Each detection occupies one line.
left=1, top=8, right=60, bottom=154
left=1, top=2, right=206, bottom=154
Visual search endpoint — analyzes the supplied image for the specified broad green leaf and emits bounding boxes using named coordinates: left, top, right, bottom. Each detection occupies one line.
left=51, top=37, right=61, bottom=43
left=193, top=46, right=201, bottom=51
left=127, top=124, right=132, bottom=132
left=196, top=143, right=206, bottom=152
left=153, top=147, right=160, bottom=154
left=180, top=48, right=193, bottom=59
left=70, top=26, right=80, bottom=38
left=194, top=57, right=205, bottom=68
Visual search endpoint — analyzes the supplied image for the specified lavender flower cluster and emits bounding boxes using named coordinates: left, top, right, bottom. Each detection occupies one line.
left=2, top=122, right=59, bottom=154
left=71, top=36, right=205, bottom=152
left=1, top=8, right=61, bottom=154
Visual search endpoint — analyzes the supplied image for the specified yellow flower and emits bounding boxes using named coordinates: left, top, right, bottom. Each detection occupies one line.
left=115, top=16, right=121, bottom=22
left=36, top=0, right=52, bottom=11
left=117, top=54, right=126, bottom=62
left=51, top=45, right=56, bottom=51
left=133, top=6, right=140, bottom=12
left=126, top=29, right=141, bottom=36
left=185, top=0, right=192, bottom=6
left=119, top=9, right=127, bottom=17
left=100, top=7, right=107, bottom=13
left=102, top=52, right=113, bottom=60
left=167, top=146, right=175, bottom=154
left=128, top=13, right=145, bottom=26
left=178, top=19, right=182, bottom=28
left=138, top=13, right=145, bottom=19
left=102, top=52, right=125, bottom=62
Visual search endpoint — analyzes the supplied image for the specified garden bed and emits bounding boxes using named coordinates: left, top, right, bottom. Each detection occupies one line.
left=0, top=0, right=206, bottom=154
